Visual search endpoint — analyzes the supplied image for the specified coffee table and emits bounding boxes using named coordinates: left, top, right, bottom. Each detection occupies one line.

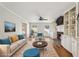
left=33, top=41, right=48, bottom=49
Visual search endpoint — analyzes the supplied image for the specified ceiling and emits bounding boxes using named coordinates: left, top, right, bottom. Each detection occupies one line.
left=0, top=2, right=75, bottom=22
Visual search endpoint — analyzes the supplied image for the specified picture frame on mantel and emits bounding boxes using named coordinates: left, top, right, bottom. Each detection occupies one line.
left=4, top=21, right=16, bottom=32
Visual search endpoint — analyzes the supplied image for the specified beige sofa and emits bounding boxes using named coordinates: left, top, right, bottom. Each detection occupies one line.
left=0, top=39, right=26, bottom=57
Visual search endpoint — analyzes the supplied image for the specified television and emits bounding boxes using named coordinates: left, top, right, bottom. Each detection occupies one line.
left=4, top=21, right=16, bottom=32
left=56, top=16, right=64, bottom=25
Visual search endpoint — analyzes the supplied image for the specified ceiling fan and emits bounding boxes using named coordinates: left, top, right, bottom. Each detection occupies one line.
left=36, top=11, right=47, bottom=20
left=39, top=16, right=47, bottom=20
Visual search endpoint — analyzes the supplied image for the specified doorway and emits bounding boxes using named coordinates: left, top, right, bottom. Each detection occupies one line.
left=22, top=23, right=27, bottom=38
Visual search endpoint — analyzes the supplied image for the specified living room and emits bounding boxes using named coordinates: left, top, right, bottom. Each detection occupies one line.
left=0, top=2, right=79, bottom=57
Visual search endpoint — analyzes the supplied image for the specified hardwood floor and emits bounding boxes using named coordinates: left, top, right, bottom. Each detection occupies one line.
left=54, top=45, right=73, bottom=57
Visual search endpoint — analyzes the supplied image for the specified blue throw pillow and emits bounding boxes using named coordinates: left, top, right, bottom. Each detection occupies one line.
left=0, top=38, right=11, bottom=45
left=0, top=40, right=2, bottom=44
left=18, top=34, right=25, bottom=40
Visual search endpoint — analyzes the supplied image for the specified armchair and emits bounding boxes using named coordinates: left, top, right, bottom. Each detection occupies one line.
left=36, top=33, right=44, bottom=41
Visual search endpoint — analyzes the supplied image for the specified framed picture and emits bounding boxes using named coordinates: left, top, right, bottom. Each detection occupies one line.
left=45, top=25, right=49, bottom=29
left=4, top=21, right=16, bottom=32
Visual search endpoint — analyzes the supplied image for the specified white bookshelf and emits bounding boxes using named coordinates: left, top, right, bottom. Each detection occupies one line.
left=62, top=2, right=79, bottom=56
left=64, top=7, right=76, bottom=37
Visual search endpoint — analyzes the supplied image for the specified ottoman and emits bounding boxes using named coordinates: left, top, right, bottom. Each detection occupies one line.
left=23, top=48, right=40, bottom=57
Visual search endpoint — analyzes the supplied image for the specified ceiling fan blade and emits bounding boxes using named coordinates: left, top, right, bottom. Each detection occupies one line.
left=43, top=19, right=47, bottom=20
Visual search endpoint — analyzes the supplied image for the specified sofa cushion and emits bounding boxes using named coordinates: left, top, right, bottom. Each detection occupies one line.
left=10, top=40, right=22, bottom=52
left=10, top=39, right=26, bottom=52
left=10, top=41, right=19, bottom=52
left=17, top=39, right=26, bottom=45
left=0, top=38, right=11, bottom=45
left=18, top=34, right=25, bottom=40
left=10, top=35, right=18, bottom=43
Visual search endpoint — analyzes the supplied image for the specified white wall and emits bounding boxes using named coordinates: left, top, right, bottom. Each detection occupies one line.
left=56, top=25, right=64, bottom=32
left=51, top=22, right=57, bottom=38
left=0, top=5, right=27, bottom=38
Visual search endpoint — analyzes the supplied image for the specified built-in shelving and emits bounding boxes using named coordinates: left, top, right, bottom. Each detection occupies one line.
left=63, top=2, right=79, bottom=56
left=76, top=2, right=79, bottom=38
left=64, top=12, right=69, bottom=35
left=64, top=7, right=76, bottom=37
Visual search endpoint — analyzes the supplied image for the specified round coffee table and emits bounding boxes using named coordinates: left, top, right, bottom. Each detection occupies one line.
left=33, top=41, right=48, bottom=49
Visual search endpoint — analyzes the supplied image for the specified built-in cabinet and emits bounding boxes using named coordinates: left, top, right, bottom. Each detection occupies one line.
left=72, top=38, right=78, bottom=56
left=61, top=35, right=72, bottom=53
left=61, top=2, right=79, bottom=57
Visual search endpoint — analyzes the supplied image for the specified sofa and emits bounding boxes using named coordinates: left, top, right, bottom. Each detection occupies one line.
left=0, top=34, right=27, bottom=57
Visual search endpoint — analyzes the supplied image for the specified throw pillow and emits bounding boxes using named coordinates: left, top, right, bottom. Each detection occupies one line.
left=18, top=34, right=25, bottom=40
left=10, top=35, right=18, bottom=43
left=0, top=38, right=11, bottom=44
